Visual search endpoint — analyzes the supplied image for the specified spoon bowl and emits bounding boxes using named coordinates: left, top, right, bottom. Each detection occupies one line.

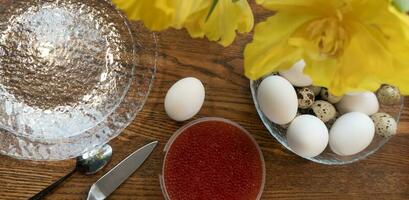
left=30, top=145, right=113, bottom=200
left=77, top=145, right=113, bottom=175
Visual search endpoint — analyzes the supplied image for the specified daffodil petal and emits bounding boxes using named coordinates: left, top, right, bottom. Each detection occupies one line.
left=256, top=0, right=340, bottom=13
left=202, top=0, right=254, bottom=46
left=112, top=0, right=172, bottom=30
left=304, top=21, right=395, bottom=95
left=249, top=0, right=409, bottom=95
left=244, top=13, right=316, bottom=80
left=113, top=0, right=253, bottom=46
left=347, top=0, right=390, bottom=21
left=112, top=0, right=208, bottom=30
left=183, top=8, right=208, bottom=38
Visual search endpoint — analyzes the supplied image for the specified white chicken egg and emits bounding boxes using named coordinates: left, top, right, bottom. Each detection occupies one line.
left=287, top=115, right=329, bottom=158
left=165, top=77, right=205, bottom=121
left=329, top=112, right=375, bottom=156
left=336, top=92, right=379, bottom=115
left=257, top=75, right=298, bottom=125
left=279, top=60, right=313, bottom=87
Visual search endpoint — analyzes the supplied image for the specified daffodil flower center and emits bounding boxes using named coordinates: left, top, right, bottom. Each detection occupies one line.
left=306, top=16, right=347, bottom=58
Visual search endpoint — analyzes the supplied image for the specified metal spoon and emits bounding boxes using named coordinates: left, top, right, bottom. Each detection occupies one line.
left=30, top=145, right=113, bottom=200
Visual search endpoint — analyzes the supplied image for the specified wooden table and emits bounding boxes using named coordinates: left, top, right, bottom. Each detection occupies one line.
left=1, top=2, right=409, bottom=200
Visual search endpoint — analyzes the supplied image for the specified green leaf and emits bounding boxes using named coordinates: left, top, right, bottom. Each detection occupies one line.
left=393, top=0, right=409, bottom=12
left=206, top=0, right=240, bottom=22
left=206, top=0, right=219, bottom=21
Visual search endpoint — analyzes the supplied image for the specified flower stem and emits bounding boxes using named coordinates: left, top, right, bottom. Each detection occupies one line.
left=393, top=0, right=409, bottom=12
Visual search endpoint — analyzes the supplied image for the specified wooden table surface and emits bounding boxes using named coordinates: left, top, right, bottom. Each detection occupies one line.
left=1, top=2, right=409, bottom=200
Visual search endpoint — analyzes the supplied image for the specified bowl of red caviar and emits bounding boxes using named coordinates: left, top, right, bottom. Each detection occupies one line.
left=160, top=117, right=266, bottom=200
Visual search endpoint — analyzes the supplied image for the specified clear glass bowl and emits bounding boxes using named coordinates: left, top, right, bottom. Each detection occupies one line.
left=0, top=0, right=157, bottom=160
left=250, top=78, right=404, bottom=165
left=160, top=117, right=266, bottom=200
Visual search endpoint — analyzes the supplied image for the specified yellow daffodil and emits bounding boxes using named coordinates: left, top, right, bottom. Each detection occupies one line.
left=112, top=0, right=254, bottom=46
left=245, top=0, right=409, bottom=95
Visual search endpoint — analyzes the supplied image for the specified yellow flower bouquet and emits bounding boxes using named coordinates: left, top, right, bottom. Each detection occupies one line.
left=112, top=0, right=409, bottom=96
left=112, top=0, right=254, bottom=46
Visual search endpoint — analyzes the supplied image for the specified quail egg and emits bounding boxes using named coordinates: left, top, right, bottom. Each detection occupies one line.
left=307, top=86, right=322, bottom=96
left=297, top=87, right=315, bottom=109
left=376, top=85, right=401, bottom=106
left=320, top=88, right=342, bottom=104
left=370, top=112, right=397, bottom=137
left=325, top=111, right=340, bottom=128
left=311, top=100, right=337, bottom=123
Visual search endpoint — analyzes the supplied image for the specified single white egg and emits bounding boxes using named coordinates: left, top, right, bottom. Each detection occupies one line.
left=287, top=115, right=329, bottom=158
left=336, top=92, right=379, bottom=115
left=257, top=75, right=298, bottom=125
left=329, top=112, right=375, bottom=156
left=165, top=77, right=205, bottom=121
left=279, top=60, right=313, bottom=87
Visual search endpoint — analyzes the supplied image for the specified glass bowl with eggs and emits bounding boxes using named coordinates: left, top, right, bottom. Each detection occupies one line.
left=250, top=60, right=404, bottom=165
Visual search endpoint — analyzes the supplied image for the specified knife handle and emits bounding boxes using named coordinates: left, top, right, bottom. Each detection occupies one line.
left=29, top=168, right=77, bottom=200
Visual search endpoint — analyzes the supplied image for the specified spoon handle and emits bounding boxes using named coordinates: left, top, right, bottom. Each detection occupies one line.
left=29, top=168, right=77, bottom=200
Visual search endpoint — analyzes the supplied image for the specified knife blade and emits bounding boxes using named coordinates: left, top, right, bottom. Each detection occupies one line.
left=87, top=141, right=158, bottom=200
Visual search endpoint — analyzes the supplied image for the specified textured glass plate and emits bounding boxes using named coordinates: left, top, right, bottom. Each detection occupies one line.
left=251, top=78, right=404, bottom=165
left=0, top=0, right=157, bottom=160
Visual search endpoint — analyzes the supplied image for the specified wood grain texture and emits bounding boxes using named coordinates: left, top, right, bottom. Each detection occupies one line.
left=1, top=1, right=409, bottom=200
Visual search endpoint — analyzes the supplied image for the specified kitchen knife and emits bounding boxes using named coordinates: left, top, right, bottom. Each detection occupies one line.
left=87, top=141, right=158, bottom=200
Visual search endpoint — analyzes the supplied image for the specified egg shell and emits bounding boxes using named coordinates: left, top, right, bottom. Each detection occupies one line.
left=376, top=85, right=401, bottom=106
left=287, top=115, right=329, bottom=158
left=279, top=60, right=312, bottom=87
left=371, top=113, right=397, bottom=137
left=325, top=111, right=340, bottom=128
left=311, top=100, right=337, bottom=123
left=336, top=92, right=379, bottom=115
left=320, top=88, right=342, bottom=104
left=297, top=87, right=315, bottom=109
left=307, top=86, right=322, bottom=96
left=165, top=77, right=205, bottom=121
left=258, top=75, right=298, bottom=125
left=280, top=112, right=301, bottom=129
left=329, top=112, right=375, bottom=156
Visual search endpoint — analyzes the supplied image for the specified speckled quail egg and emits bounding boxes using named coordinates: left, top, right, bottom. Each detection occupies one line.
left=376, top=85, right=401, bottom=106
left=370, top=112, right=397, bottom=137
left=297, top=87, right=315, bottom=109
left=320, top=88, right=343, bottom=104
left=307, top=86, right=322, bottom=96
left=311, top=100, right=337, bottom=123
left=325, top=111, right=340, bottom=128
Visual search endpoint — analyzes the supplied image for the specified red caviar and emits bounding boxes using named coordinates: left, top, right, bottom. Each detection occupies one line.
left=162, top=118, right=265, bottom=200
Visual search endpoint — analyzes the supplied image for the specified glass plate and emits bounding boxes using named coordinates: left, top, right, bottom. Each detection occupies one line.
left=251, top=78, right=404, bottom=165
left=0, top=0, right=157, bottom=160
